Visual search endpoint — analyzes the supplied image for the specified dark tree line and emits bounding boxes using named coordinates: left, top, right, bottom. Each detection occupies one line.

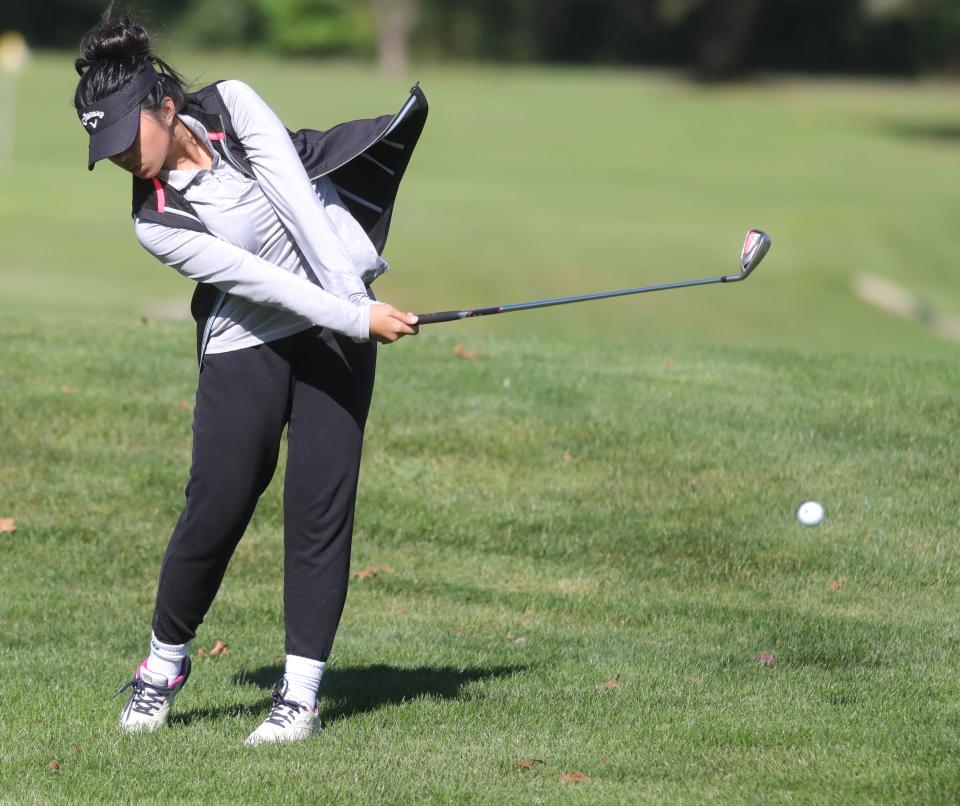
left=4, top=0, right=959, bottom=79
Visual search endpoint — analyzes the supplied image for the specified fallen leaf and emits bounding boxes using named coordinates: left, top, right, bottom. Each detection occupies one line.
left=394, top=606, right=406, bottom=615
left=756, top=651, right=777, bottom=668
left=0, top=518, right=15, bottom=533
left=600, top=674, right=621, bottom=689
left=209, top=639, right=229, bottom=657
left=829, top=580, right=843, bottom=591
left=513, top=635, right=527, bottom=646
left=353, top=563, right=392, bottom=580
left=563, top=451, right=573, bottom=462
left=685, top=676, right=701, bottom=684
left=177, top=400, right=190, bottom=409
left=49, top=760, right=61, bottom=772
left=61, top=385, right=77, bottom=393
left=599, top=754, right=609, bottom=761
left=196, top=649, right=207, bottom=658
left=454, top=344, right=479, bottom=360
left=513, top=758, right=545, bottom=770
left=74, top=746, right=82, bottom=754
left=272, top=654, right=284, bottom=663
left=618, top=618, right=627, bottom=626
left=560, top=771, right=589, bottom=783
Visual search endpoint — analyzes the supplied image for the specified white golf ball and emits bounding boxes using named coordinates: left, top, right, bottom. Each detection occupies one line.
left=797, top=500, right=825, bottom=526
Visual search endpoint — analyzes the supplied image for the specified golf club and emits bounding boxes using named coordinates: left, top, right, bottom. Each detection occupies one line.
left=414, top=229, right=771, bottom=325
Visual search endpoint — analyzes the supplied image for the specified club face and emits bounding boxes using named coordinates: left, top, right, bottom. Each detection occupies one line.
left=739, top=229, right=771, bottom=278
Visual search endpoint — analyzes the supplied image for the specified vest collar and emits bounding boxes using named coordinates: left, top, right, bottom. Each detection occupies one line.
left=155, top=113, right=222, bottom=191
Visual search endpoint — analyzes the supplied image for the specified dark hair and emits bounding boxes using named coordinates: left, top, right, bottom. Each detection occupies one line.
left=73, top=2, right=189, bottom=118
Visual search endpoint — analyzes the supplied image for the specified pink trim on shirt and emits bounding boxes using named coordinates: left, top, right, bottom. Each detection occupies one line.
left=151, top=177, right=166, bottom=213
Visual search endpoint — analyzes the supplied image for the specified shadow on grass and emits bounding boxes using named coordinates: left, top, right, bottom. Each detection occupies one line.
left=883, top=121, right=960, bottom=143
left=169, top=663, right=528, bottom=727
left=169, top=698, right=272, bottom=727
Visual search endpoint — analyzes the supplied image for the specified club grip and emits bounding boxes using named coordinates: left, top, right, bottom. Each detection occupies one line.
left=415, top=310, right=464, bottom=325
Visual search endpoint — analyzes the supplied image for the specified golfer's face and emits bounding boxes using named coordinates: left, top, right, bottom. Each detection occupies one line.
left=109, top=108, right=168, bottom=179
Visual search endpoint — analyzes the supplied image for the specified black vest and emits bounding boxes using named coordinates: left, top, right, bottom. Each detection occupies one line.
left=131, top=80, right=429, bottom=367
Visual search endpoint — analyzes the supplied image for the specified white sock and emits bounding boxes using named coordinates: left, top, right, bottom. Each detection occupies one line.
left=284, top=654, right=325, bottom=709
left=146, top=631, right=190, bottom=681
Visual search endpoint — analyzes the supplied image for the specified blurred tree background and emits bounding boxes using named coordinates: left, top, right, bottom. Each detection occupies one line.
left=3, top=0, right=960, bottom=79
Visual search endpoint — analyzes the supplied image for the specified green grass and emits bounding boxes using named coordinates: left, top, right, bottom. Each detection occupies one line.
left=3, top=50, right=960, bottom=801
left=4, top=53, right=960, bottom=355
left=1, top=311, right=959, bottom=802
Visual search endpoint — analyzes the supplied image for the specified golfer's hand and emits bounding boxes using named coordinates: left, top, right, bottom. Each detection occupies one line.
left=369, top=302, right=419, bottom=344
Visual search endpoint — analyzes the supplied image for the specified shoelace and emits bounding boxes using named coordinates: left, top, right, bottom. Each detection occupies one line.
left=117, top=676, right=173, bottom=717
left=264, top=690, right=305, bottom=728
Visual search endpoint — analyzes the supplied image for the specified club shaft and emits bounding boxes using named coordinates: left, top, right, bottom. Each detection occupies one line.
left=415, top=273, right=741, bottom=325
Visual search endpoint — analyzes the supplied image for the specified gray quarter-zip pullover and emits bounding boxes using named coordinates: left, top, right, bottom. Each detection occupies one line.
left=134, top=79, right=389, bottom=351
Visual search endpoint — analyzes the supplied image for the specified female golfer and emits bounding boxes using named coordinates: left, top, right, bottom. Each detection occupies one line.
left=74, top=5, right=421, bottom=745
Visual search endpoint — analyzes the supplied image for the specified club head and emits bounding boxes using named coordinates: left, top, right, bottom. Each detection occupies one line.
left=737, top=229, right=771, bottom=279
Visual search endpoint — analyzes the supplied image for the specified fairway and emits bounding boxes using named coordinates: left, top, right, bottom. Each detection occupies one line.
left=3, top=54, right=960, bottom=355
left=1, top=312, right=958, bottom=802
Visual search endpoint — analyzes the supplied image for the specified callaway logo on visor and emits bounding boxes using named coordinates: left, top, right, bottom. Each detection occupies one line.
left=77, top=64, right=161, bottom=171
left=82, top=110, right=105, bottom=129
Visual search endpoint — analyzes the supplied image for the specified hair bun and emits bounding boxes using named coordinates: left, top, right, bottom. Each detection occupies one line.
left=78, top=2, right=152, bottom=69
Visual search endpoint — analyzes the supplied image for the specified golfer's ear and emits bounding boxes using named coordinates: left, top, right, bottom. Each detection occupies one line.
left=161, top=95, right=176, bottom=125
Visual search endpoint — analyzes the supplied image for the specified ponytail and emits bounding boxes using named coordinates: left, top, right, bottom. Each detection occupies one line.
left=73, top=2, right=189, bottom=118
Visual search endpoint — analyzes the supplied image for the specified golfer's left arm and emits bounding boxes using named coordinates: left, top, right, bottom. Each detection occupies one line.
left=217, top=78, right=372, bottom=309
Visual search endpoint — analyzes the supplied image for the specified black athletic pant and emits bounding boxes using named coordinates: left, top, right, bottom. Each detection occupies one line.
left=151, top=320, right=377, bottom=662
